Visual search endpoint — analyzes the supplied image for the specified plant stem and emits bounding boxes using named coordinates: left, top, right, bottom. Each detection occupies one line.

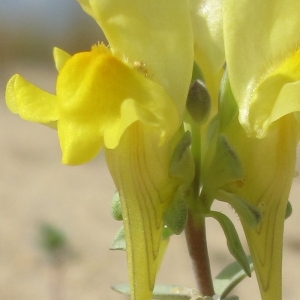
left=185, top=212, right=215, bottom=297
left=185, top=116, right=214, bottom=296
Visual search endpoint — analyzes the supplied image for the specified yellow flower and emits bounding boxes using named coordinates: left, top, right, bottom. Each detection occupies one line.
left=106, top=124, right=193, bottom=300
left=217, top=78, right=298, bottom=300
left=7, top=45, right=179, bottom=164
left=6, top=1, right=194, bottom=299
left=222, top=0, right=300, bottom=294
left=234, top=119, right=297, bottom=300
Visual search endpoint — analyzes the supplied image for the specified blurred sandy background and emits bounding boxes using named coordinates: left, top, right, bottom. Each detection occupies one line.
left=0, top=1, right=300, bottom=299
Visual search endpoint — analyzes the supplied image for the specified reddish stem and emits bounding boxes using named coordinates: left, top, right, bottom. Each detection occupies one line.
left=185, top=212, right=215, bottom=297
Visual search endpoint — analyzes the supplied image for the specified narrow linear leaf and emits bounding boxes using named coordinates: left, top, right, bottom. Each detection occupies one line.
left=215, top=190, right=261, bottom=228
left=112, top=284, right=195, bottom=300
left=213, top=256, right=253, bottom=298
left=207, top=211, right=251, bottom=277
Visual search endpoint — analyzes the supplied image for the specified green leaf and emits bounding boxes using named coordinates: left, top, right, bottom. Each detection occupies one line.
left=110, top=226, right=126, bottom=251
left=285, top=201, right=292, bottom=219
left=215, top=190, right=261, bottom=228
left=112, top=284, right=195, bottom=300
left=203, top=135, right=243, bottom=189
left=169, top=131, right=194, bottom=181
left=111, top=191, right=123, bottom=221
left=218, top=70, right=239, bottom=131
left=207, top=211, right=251, bottom=277
left=213, top=256, right=253, bottom=298
left=163, top=192, right=188, bottom=235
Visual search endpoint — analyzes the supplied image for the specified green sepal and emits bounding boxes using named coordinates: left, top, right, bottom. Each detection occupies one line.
left=163, top=193, right=188, bottom=235
left=169, top=130, right=194, bottom=181
left=207, top=211, right=251, bottom=277
left=110, top=226, right=126, bottom=251
left=285, top=201, right=292, bottom=219
left=186, top=79, right=211, bottom=125
left=111, top=191, right=123, bottom=221
left=215, top=190, right=261, bottom=228
left=218, top=70, right=239, bottom=131
left=203, top=134, right=243, bottom=189
left=213, top=256, right=253, bottom=298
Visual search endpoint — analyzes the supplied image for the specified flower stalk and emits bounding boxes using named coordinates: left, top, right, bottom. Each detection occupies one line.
left=185, top=212, right=215, bottom=297
left=184, top=109, right=215, bottom=297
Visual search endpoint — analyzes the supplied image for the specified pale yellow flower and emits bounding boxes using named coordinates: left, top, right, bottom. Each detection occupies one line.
left=6, top=1, right=194, bottom=299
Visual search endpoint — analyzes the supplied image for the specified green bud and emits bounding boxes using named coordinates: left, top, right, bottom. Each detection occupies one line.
left=186, top=79, right=211, bottom=125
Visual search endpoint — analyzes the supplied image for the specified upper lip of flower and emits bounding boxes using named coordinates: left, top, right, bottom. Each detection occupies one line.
left=223, top=0, right=300, bottom=137
left=77, top=0, right=194, bottom=120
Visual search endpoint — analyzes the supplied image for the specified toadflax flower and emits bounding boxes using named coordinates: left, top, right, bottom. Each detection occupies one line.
left=5, top=1, right=194, bottom=299
left=222, top=1, right=300, bottom=299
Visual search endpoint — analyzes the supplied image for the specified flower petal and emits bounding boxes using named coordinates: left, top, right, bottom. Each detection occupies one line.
left=208, top=76, right=300, bottom=300
left=58, top=119, right=103, bottom=165
left=105, top=123, right=184, bottom=300
left=53, top=47, right=71, bottom=72
left=77, top=0, right=194, bottom=117
left=56, top=45, right=179, bottom=164
left=5, top=74, right=58, bottom=123
left=188, top=0, right=224, bottom=105
left=223, top=0, right=300, bottom=136
left=229, top=116, right=297, bottom=300
left=218, top=89, right=298, bottom=300
left=270, top=81, right=300, bottom=124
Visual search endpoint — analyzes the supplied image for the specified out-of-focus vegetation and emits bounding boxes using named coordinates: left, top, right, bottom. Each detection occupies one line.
left=0, top=1, right=106, bottom=65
